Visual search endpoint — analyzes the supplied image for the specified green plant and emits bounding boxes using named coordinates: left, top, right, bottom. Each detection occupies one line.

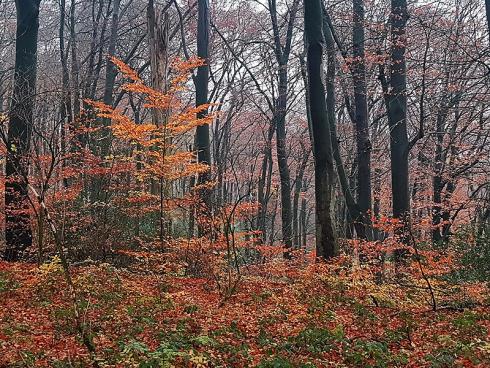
left=344, top=339, right=408, bottom=368
left=0, top=271, right=19, bottom=292
left=284, top=326, right=344, bottom=355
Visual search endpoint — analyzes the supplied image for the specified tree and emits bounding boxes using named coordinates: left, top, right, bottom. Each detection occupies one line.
left=352, top=0, right=372, bottom=239
left=148, top=0, right=171, bottom=241
left=4, top=0, right=41, bottom=261
left=268, top=0, right=300, bottom=253
left=379, top=0, right=410, bottom=238
left=194, top=0, right=212, bottom=235
left=101, top=0, right=121, bottom=157
left=304, top=0, right=337, bottom=259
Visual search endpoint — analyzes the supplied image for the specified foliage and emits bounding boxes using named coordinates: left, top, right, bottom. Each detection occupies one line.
left=1, top=252, right=489, bottom=367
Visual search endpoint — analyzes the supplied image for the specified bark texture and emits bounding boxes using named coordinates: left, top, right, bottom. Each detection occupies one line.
left=4, top=0, right=42, bottom=261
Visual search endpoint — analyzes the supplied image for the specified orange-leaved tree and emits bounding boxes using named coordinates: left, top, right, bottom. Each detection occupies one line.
left=87, top=57, right=211, bottom=250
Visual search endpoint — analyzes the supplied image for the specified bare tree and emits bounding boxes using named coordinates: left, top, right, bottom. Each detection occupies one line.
left=379, top=0, right=411, bottom=240
left=304, top=0, right=337, bottom=259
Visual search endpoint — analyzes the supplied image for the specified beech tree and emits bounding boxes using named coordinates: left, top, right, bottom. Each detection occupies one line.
left=194, top=0, right=212, bottom=232
left=352, top=0, right=372, bottom=239
left=267, top=0, right=301, bottom=253
left=304, top=0, right=337, bottom=259
left=379, top=0, right=411, bottom=239
left=4, top=0, right=41, bottom=261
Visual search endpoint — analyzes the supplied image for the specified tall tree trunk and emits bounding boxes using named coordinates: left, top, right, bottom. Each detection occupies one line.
left=148, top=0, right=169, bottom=126
left=382, top=0, right=410, bottom=238
left=352, top=0, right=372, bottom=239
left=101, top=0, right=121, bottom=157
left=70, top=0, right=80, bottom=118
left=83, top=0, right=104, bottom=103
left=268, top=0, right=300, bottom=254
left=148, top=0, right=170, bottom=241
left=59, top=0, right=72, bottom=125
left=275, top=66, right=293, bottom=252
left=59, top=0, right=72, bottom=181
left=321, top=7, right=366, bottom=240
left=304, top=0, right=337, bottom=259
left=195, top=0, right=211, bottom=236
left=322, top=8, right=367, bottom=241
left=4, top=0, right=41, bottom=261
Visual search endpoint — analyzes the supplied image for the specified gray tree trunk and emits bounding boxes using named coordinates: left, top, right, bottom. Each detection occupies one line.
left=195, top=0, right=212, bottom=236
left=304, top=0, right=337, bottom=259
left=352, top=0, right=372, bottom=239
left=4, top=0, right=42, bottom=261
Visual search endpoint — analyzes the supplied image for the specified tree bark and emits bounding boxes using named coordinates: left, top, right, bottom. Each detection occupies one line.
left=268, top=0, right=300, bottom=253
left=293, top=147, right=310, bottom=248
left=381, top=0, right=410, bottom=238
left=432, top=111, right=446, bottom=243
left=257, top=123, right=275, bottom=243
left=69, top=0, right=80, bottom=118
left=195, top=0, right=212, bottom=235
left=148, top=0, right=170, bottom=241
left=4, top=0, right=41, bottom=261
left=352, top=0, right=372, bottom=239
left=300, top=178, right=308, bottom=248
left=101, top=0, right=121, bottom=157
left=59, top=0, right=72, bottom=179
left=322, top=7, right=368, bottom=241
left=148, top=0, right=169, bottom=126
left=485, top=0, right=490, bottom=39
left=304, top=0, right=337, bottom=259
left=275, top=66, right=293, bottom=251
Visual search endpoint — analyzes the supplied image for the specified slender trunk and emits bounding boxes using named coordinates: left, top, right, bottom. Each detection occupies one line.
left=441, top=181, right=455, bottom=242
left=304, top=0, right=337, bottom=259
left=293, top=150, right=311, bottom=248
left=293, top=149, right=310, bottom=247
left=383, top=0, right=410, bottom=239
left=352, top=0, right=372, bottom=238
left=195, top=0, right=212, bottom=236
left=101, top=0, right=121, bottom=157
left=59, top=0, right=72, bottom=187
left=70, top=0, right=80, bottom=117
left=4, top=0, right=41, bottom=261
left=269, top=191, right=279, bottom=246
left=300, top=178, right=308, bottom=248
left=148, top=0, right=170, bottom=241
left=275, top=66, right=293, bottom=252
left=148, top=0, right=169, bottom=125
left=432, top=112, right=446, bottom=243
left=322, top=8, right=365, bottom=239
left=83, top=0, right=104, bottom=102
left=267, top=0, right=299, bottom=255
left=257, top=123, right=274, bottom=243
left=373, top=168, right=383, bottom=240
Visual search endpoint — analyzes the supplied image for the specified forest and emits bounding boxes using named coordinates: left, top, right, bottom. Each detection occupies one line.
left=0, top=0, right=489, bottom=366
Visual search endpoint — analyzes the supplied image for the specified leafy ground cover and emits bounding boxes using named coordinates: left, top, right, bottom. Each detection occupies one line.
left=0, top=255, right=489, bottom=367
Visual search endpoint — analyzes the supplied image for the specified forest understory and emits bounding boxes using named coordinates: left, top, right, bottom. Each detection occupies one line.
left=1, top=245, right=489, bottom=367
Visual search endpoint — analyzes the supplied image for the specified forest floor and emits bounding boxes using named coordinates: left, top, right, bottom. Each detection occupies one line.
left=0, top=255, right=489, bottom=367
